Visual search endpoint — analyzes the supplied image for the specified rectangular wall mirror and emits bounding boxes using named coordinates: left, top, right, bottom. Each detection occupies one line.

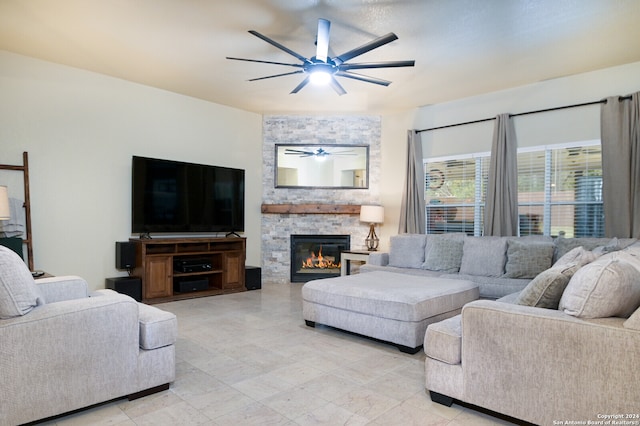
left=275, top=144, right=369, bottom=189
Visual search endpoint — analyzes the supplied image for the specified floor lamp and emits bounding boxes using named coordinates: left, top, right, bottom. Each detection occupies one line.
left=360, top=205, right=384, bottom=251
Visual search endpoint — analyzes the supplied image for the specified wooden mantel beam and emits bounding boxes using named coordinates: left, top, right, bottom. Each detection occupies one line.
left=261, top=204, right=361, bottom=215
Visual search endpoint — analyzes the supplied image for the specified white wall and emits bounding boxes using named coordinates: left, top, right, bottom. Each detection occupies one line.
left=0, top=51, right=263, bottom=291
left=379, top=61, right=640, bottom=241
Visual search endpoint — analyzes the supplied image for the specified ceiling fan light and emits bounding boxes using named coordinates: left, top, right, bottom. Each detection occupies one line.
left=309, top=70, right=331, bottom=86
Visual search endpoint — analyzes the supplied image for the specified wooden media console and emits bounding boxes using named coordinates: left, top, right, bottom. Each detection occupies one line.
left=130, top=237, right=246, bottom=303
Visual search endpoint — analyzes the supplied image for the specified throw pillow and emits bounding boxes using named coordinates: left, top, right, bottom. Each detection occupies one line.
left=459, top=236, right=507, bottom=277
left=552, top=246, right=598, bottom=275
left=554, top=237, right=611, bottom=261
left=515, top=268, right=571, bottom=309
left=422, top=234, right=464, bottom=273
left=388, top=234, right=427, bottom=268
left=0, top=246, right=44, bottom=319
left=503, top=239, right=555, bottom=279
left=559, top=257, right=640, bottom=319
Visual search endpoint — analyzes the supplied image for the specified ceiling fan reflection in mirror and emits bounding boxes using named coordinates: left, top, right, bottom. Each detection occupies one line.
left=226, top=18, right=415, bottom=95
left=284, top=147, right=355, bottom=157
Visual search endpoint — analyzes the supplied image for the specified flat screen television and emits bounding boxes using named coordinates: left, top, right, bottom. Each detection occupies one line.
left=131, top=156, right=245, bottom=235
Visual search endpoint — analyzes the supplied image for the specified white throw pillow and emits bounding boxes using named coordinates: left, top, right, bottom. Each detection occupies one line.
left=0, top=246, right=44, bottom=318
left=559, top=256, right=640, bottom=319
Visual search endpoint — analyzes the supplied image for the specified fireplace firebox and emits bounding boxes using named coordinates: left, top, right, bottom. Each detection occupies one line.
left=290, top=235, right=350, bottom=282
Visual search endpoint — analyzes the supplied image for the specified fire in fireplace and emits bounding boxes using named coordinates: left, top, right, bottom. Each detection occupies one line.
left=290, top=234, right=350, bottom=282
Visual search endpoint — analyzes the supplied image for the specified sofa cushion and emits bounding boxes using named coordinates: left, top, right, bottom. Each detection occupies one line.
left=138, top=303, right=178, bottom=350
left=516, top=246, right=601, bottom=309
left=459, top=236, right=507, bottom=277
left=623, top=307, right=640, bottom=330
left=559, top=256, right=640, bottom=318
left=0, top=246, right=44, bottom=319
left=388, top=234, right=427, bottom=268
left=422, top=233, right=464, bottom=273
left=554, top=237, right=612, bottom=261
left=424, top=315, right=461, bottom=365
left=514, top=268, right=571, bottom=309
left=503, top=239, right=554, bottom=279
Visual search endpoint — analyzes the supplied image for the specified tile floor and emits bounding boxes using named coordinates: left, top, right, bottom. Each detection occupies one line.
left=39, top=282, right=518, bottom=426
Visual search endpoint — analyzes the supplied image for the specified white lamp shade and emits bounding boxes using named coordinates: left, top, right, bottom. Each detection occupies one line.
left=0, top=185, right=9, bottom=220
left=360, top=205, right=384, bottom=224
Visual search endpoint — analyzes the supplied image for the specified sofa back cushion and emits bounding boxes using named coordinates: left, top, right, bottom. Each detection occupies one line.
left=459, top=236, right=507, bottom=277
left=388, top=234, right=427, bottom=268
left=0, top=246, right=44, bottom=319
left=554, top=237, right=613, bottom=262
left=559, top=255, right=640, bottom=318
left=422, top=233, right=464, bottom=273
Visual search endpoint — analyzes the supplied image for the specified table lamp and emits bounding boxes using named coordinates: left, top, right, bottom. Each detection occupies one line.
left=0, top=185, right=10, bottom=220
left=360, top=205, right=384, bottom=251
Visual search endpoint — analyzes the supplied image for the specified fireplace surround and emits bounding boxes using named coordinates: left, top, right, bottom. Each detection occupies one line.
left=290, top=234, right=350, bottom=282
left=261, top=115, right=381, bottom=283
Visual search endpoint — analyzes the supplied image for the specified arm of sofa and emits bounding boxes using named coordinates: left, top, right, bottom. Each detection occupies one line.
left=366, top=252, right=389, bottom=266
left=35, top=275, right=89, bottom=303
left=0, top=292, right=139, bottom=425
left=459, top=300, right=640, bottom=425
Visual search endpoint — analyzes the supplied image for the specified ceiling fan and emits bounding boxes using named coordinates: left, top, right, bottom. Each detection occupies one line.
left=284, top=147, right=355, bottom=157
left=226, top=18, right=415, bottom=95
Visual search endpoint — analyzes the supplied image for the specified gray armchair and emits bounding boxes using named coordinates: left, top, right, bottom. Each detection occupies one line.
left=0, top=246, right=177, bottom=426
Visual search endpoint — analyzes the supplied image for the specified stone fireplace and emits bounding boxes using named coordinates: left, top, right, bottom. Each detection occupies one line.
left=290, top=234, right=350, bottom=282
left=261, top=115, right=381, bottom=284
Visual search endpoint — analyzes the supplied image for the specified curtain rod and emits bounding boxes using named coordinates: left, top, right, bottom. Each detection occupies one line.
left=416, top=95, right=632, bottom=133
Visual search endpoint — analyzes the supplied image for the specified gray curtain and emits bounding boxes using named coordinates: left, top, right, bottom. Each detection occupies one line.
left=483, top=113, right=519, bottom=236
left=399, top=130, right=425, bottom=234
left=601, top=92, right=640, bottom=238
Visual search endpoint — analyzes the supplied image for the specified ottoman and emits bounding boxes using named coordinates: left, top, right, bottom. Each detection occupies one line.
left=302, top=271, right=479, bottom=353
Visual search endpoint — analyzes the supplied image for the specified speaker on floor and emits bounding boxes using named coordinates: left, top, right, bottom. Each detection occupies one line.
left=105, top=277, right=142, bottom=302
left=116, top=241, right=136, bottom=269
left=245, top=266, right=261, bottom=290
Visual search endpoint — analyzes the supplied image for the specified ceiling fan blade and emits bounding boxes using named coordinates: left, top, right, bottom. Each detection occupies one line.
left=290, top=76, right=311, bottom=94
left=329, top=76, right=347, bottom=96
left=316, top=19, right=331, bottom=63
left=329, top=151, right=356, bottom=155
left=248, top=70, right=304, bottom=81
left=334, top=32, right=398, bottom=65
left=226, top=57, right=303, bottom=68
left=339, top=60, right=415, bottom=70
left=248, top=30, right=309, bottom=63
left=336, top=71, right=391, bottom=87
left=285, top=149, right=314, bottom=155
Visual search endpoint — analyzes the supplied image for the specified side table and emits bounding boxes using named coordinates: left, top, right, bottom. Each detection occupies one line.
left=340, top=250, right=371, bottom=276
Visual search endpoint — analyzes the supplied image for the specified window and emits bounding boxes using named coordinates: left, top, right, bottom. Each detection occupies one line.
left=517, top=142, right=603, bottom=237
left=425, top=153, right=489, bottom=235
left=424, top=140, right=603, bottom=237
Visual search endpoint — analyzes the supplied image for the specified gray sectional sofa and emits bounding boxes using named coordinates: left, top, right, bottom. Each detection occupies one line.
left=424, top=240, right=640, bottom=425
left=361, top=233, right=636, bottom=299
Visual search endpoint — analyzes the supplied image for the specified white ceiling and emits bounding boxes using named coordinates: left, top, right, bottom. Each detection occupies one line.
left=1, top=0, right=640, bottom=114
